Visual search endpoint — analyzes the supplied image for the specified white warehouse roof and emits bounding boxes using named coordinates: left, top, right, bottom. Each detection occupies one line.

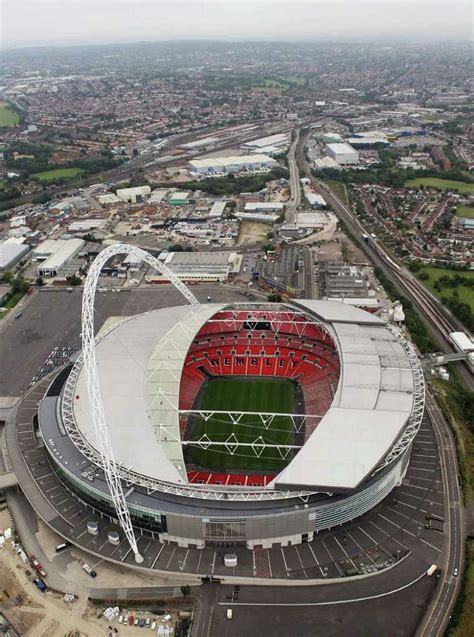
left=0, top=239, right=30, bottom=270
left=189, top=154, right=275, bottom=171
left=326, top=142, right=358, bottom=155
left=242, top=133, right=289, bottom=149
left=36, top=238, right=85, bottom=271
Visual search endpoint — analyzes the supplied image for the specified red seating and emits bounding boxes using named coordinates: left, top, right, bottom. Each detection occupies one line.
left=187, top=471, right=273, bottom=486
left=179, top=312, right=342, bottom=479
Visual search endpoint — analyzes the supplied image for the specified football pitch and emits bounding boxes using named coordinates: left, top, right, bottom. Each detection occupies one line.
left=187, top=377, right=296, bottom=472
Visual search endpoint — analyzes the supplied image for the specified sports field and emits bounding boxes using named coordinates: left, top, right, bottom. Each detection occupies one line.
left=404, top=177, right=474, bottom=195
left=188, top=377, right=296, bottom=472
left=32, top=167, right=84, bottom=181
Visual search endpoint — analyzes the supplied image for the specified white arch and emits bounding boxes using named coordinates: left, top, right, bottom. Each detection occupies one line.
left=82, top=243, right=198, bottom=562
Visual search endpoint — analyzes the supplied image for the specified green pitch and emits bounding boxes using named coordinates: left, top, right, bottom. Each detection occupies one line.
left=188, top=377, right=295, bottom=472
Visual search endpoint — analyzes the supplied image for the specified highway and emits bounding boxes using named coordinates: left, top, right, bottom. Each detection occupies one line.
left=416, top=391, right=465, bottom=637
left=286, top=128, right=301, bottom=223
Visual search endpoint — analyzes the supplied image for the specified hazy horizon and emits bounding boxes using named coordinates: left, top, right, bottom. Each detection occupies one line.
left=1, top=1, right=472, bottom=51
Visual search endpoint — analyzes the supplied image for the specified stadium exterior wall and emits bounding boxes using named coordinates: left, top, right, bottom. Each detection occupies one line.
left=44, top=437, right=410, bottom=550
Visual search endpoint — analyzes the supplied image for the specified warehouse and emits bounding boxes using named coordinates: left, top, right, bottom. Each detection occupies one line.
left=235, top=211, right=280, bottom=223
left=325, top=143, right=359, bottom=165
left=241, top=133, right=289, bottom=151
left=146, top=251, right=241, bottom=283
left=169, top=191, right=191, bottom=205
left=36, top=238, right=85, bottom=278
left=305, top=192, right=327, bottom=208
left=116, top=185, right=151, bottom=203
left=208, top=201, right=227, bottom=218
left=0, top=238, right=30, bottom=272
left=189, top=154, right=276, bottom=176
left=321, top=132, right=342, bottom=143
left=68, top=219, right=106, bottom=233
left=319, top=263, right=373, bottom=301
left=244, top=202, right=284, bottom=212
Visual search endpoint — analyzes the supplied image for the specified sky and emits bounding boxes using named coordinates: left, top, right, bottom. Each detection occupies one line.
left=1, top=1, right=472, bottom=50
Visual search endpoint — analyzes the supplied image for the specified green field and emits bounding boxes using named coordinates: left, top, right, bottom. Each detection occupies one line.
left=188, top=377, right=296, bottom=471
left=322, top=179, right=349, bottom=205
left=0, top=102, right=20, bottom=127
left=417, top=267, right=474, bottom=313
left=405, top=177, right=474, bottom=194
left=32, top=167, right=84, bottom=181
left=456, top=206, right=474, bottom=219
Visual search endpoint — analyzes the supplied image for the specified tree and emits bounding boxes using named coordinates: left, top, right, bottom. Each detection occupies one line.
left=1, top=271, right=14, bottom=283
left=35, top=276, right=45, bottom=286
left=67, top=275, right=82, bottom=286
left=180, top=585, right=191, bottom=597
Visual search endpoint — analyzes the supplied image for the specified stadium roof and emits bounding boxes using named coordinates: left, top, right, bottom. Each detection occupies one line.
left=74, top=304, right=225, bottom=484
left=72, top=301, right=417, bottom=493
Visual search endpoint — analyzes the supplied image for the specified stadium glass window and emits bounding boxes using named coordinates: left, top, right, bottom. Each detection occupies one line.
left=204, top=519, right=246, bottom=541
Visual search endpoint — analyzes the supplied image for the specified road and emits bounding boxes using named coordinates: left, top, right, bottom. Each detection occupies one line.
left=286, top=128, right=301, bottom=223
left=416, top=391, right=464, bottom=637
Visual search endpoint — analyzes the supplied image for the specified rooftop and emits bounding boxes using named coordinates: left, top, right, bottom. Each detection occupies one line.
left=70, top=301, right=418, bottom=493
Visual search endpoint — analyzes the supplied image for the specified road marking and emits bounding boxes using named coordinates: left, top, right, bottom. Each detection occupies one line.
left=368, top=520, right=407, bottom=550
left=307, top=542, right=319, bottom=566
left=357, top=526, right=378, bottom=545
left=165, top=547, right=177, bottom=570
left=180, top=549, right=189, bottom=571
left=294, top=545, right=308, bottom=577
left=219, top=572, right=428, bottom=607
left=280, top=547, right=290, bottom=575
left=151, top=544, right=165, bottom=569
left=334, top=537, right=357, bottom=571
left=196, top=550, right=203, bottom=574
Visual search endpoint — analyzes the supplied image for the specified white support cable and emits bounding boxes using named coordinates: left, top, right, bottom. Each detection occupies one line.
left=81, top=243, right=198, bottom=563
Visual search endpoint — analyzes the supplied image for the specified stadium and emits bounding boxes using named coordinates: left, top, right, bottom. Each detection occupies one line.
left=37, top=245, right=424, bottom=561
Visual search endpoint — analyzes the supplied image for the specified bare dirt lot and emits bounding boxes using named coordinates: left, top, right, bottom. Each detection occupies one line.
left=237, top=220, right=269, bottom=245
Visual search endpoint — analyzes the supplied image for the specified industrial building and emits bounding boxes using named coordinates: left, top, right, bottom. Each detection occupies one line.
left=321, top=132, right=342, bottom=144
left=169, top=191, right=191, bottom=205
left=36, top=238, right=85, bottom=278
left=318, top=263, right=375, bottom=304
left=146, top=251, right=241, bottom=283
left=241, top=133, right=289, bottom=156
left=244, top=202, right=284, bottom=212
left=254, top=245, right=307, bottom=297
left=305, top=192, right=327, bottom=208
left=325, top=143, right=359, bottom=165
left=68, top=219, right=106, bottom=233
left=235, top=212, right=280, bottom=223
left=116, top=185, right=151, bottom=203
left=208, top=201, right=227, bottom=218
left=189, top=154, right=276, bottom=176
left=0, top=238, right=30, bottom=272
left=314, top=157, right=341, bottom=170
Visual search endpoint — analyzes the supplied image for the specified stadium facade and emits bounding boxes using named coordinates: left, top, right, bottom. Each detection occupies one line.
left=36, top=264, right=424, bottom=552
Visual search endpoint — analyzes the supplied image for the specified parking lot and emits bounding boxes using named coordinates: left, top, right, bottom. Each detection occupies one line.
left=0, top=286, right=247, bottom=397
